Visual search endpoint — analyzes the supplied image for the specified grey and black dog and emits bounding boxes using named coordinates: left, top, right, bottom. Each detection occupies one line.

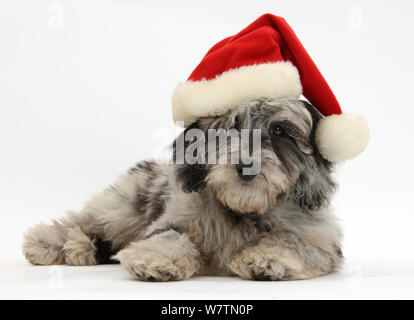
left=23, top=98, right=343, bottom=281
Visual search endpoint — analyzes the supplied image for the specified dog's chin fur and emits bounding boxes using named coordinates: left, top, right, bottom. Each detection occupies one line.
left=22, top=98, right=343, bottom=282
left=207, top=177, right=277, bottom=215
left=206, top=162, right=293, bottom=215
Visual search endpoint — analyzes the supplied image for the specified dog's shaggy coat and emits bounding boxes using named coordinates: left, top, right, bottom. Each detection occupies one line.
left=23, top=99, right=343, bottom=281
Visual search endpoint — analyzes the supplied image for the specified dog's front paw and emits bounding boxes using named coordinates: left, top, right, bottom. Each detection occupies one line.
left=116, top=248, right=193, bottom=282
left=230, top=251, right=285, bottom=281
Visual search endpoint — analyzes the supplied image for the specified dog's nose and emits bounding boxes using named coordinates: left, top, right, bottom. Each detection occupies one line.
left=236, top=162, right=257, bottom=181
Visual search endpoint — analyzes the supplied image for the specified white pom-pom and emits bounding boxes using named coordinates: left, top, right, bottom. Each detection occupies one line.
left=315, top=113, right=369, bottom=162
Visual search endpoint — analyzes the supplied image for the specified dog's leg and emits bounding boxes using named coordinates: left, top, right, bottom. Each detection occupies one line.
left=23, top=187, right=132, bottom=266
left=22, top=216, right=113, bottom=266
left=116, top=228, right=200, bottom=281
left=23, top=162, right=170, bottom=266
left=229, top=236, right=342, bottom=281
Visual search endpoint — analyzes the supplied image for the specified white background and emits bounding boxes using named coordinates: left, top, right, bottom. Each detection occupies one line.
left=1, top=0, right=414, bottom=299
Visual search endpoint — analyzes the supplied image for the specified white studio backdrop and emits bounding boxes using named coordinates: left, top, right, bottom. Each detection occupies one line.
left=0, top=0, right=414, bottom=297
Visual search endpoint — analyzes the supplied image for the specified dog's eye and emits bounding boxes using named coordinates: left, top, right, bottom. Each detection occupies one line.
left=271, top=125, right=284, bottom=136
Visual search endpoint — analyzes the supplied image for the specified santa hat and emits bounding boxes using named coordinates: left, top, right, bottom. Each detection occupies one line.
left=172, top=13, right=369, bottom=162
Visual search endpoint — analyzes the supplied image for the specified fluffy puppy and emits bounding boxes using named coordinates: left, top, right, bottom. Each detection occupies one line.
left=23, top=98, right=343, bottom=281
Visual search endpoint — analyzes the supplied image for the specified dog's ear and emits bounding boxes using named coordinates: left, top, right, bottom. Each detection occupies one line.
left=288, top=101, right=336, bottom=211
left=289, top=164, right=336, bottom=211
left=172, top=121, right=208, bottom=193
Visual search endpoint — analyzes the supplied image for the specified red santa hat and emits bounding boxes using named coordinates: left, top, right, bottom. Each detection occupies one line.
left=172, top=13, right=369, bottom=162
